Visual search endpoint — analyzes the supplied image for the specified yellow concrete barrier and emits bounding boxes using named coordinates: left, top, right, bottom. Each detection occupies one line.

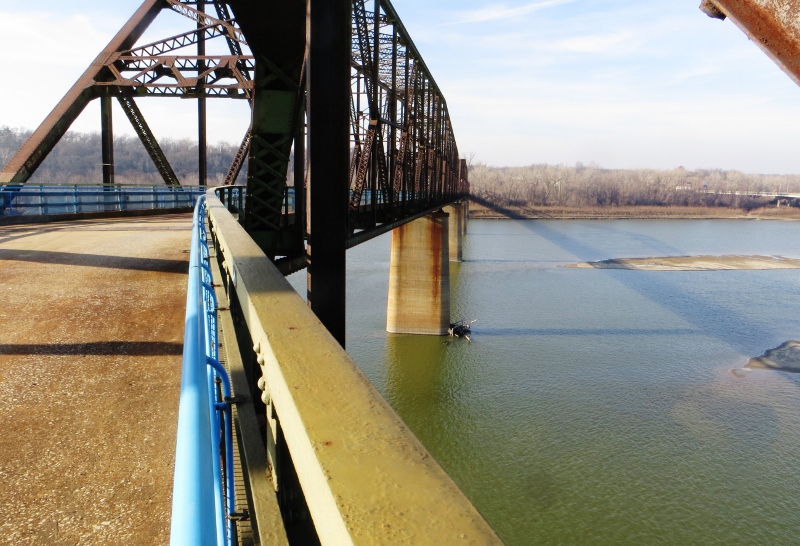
left=205, top=191, right=502, bottom=545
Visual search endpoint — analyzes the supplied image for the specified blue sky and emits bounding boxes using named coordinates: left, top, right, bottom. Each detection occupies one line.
left=2, top=0, right=800, bottom=172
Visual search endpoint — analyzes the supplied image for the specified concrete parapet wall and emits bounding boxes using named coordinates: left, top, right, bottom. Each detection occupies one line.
left=205, top=191, right=501, bottom=545
left=386, top=211, right=451, bottom=335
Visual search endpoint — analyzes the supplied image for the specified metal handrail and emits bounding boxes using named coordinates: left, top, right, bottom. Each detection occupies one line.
left=0, top=184, right=205, bottom=216
left=170, top=195, right=236, bottom=546
left=211, top=184, right=443, bottom=217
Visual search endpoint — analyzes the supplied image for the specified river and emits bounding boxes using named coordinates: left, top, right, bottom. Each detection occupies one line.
left=289, top=218, right=800, bottom=545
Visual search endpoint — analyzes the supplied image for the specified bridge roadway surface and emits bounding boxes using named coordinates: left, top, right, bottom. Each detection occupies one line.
left=0, top=213, right=192, bottom=544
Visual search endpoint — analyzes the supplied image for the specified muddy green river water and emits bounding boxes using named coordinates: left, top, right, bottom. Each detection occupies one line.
left=291, top=218, right=800, bottom=545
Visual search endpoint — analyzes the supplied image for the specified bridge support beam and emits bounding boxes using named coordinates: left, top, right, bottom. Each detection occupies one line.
left=386, top=211, right=450, bottom=335
left=462, top=199, right=469, bottom=234
left=100, top=96, right=114, bottom=186
left=307, top=0, right=351, bottom=347
left=443, top=203, right=463, bottom=262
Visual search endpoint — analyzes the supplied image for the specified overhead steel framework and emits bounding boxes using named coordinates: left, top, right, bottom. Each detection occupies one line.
left=0, top=0, right=468, bottom=343
left=0, top=0, right=467, bottom=250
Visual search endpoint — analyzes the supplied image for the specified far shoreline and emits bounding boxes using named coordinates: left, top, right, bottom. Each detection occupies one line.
left=467, top=203, right=800, bottom=221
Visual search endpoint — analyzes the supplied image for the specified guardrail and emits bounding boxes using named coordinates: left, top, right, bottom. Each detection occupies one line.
left=0, top=184, right=205, bottom=216
left=170, top=196, right=238, bottom=546
left=213, top=185, right=441, bottom=226
left=204, top=188, right=502, bottom=544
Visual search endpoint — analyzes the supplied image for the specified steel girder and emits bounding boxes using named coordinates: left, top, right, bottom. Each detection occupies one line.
left=701, top=0, right=800, bottom=87
left=226, top=0, right=307, bottom=259
left=115, top=93, right=181, bottom=186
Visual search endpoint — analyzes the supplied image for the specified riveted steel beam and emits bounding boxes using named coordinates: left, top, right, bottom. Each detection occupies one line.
left=115, top=91, right=181, bottom=186
left=226, top=0, right=307, bottom=259
left=702, top=0, right=800, bottom=87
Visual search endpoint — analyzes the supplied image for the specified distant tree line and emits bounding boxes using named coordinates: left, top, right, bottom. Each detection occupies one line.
left=3, top=126, right=798, bottom=210
left=468, top=162, right=800, bottom=211
left=0, top=126, right=250, bottom=186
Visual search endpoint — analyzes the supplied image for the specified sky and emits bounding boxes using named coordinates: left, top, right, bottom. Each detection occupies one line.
left=2, top=0, right=800, bottom=173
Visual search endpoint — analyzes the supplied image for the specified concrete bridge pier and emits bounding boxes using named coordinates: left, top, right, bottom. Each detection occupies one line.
left=462, top=199, right=469, bottom=234
left=444, top=203, right=464, bottom=262
left=386, top=210, right=450, bottom=334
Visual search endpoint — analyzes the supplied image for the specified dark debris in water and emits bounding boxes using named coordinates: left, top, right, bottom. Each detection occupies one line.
left=448, top=319, right=476, bottom=342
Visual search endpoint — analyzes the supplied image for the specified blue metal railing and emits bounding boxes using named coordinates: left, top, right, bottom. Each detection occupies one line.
left=170, top=195, right=236, bottom=546
left=0, top=184, right=205, bottom=216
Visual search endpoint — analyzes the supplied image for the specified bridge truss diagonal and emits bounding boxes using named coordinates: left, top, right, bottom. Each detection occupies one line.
left=0, top=0, right=469, bottom=266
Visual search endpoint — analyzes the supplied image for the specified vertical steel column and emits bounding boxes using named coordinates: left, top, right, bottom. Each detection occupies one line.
left=388, top=25, right=397, bottom=210
left=424, top=79, right=432, bottom=202
left=101, top=96, right=115, bottom=186
left=293, top=110, right=305, bottom=249
left=410, top=66, right=419, bottom=205
left=307, top=0, right=350, bottom=347
left=401, top=51, right=409, bottom=214
left=370, top=0, right=381, bottom=228
left=198, top=0, right=208, bottom=187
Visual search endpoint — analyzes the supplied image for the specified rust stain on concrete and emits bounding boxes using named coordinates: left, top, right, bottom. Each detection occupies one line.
left=428, top=215, right=443, bottom=304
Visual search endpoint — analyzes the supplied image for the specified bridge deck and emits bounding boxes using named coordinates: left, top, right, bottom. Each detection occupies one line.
left=0, top=214, right=191, bottom=544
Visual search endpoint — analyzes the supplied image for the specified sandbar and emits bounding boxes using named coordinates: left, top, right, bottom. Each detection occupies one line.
left=564, top=255, right=800, bottom=271
left=747, top=341, right=800, bottom=373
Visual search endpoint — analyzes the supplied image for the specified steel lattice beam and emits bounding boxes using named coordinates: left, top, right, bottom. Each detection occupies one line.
left=115, top=93, right=181, bottom=186
left=225, top=0, right=307, bottom=258
left=97, top=55, right=254, bottom=97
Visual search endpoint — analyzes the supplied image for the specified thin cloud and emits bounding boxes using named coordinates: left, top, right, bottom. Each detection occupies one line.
left=443, top=0, right=578, bottom=26
left=553, top=33, right=631, bottom=53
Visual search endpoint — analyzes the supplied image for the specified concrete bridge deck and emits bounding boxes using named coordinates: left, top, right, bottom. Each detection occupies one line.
left=0, top=214, right=191, bottom=544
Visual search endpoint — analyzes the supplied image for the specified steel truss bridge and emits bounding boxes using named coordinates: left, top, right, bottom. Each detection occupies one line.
left=1, top=1, right=476, bottom=543
left=3, top=0, right=800, bottom=544
left=1, top=0, right=467, bottom=310
left=1, top=0, right=471, bottom=343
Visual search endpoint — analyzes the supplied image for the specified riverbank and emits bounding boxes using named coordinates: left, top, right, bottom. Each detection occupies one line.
left=468, top=202, right=800, bottom=220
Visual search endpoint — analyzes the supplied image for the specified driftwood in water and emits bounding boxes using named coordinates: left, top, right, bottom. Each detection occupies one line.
left=448, top=319, right=476, bottom=342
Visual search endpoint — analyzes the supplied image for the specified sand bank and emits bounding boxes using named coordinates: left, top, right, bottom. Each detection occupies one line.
left=564, top=255, right=800, bottom=271
left=747, top=341, right=800, bottom=373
